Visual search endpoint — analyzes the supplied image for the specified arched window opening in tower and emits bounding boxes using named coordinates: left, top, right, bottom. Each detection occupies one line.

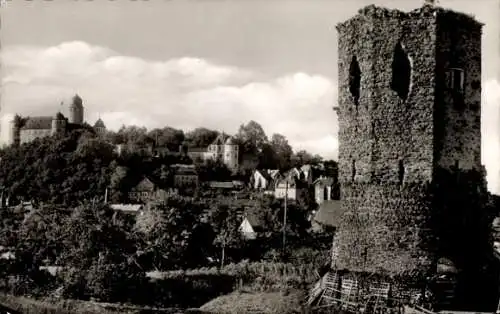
left=398, top=160, right=405, bottom=185
left=390, top=42, right=412, bottom=101
left=349, top=56, right=361, bottom=106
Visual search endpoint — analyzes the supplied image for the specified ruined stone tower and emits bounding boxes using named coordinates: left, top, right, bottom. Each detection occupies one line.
left=333, top=4, right=495, bottom=310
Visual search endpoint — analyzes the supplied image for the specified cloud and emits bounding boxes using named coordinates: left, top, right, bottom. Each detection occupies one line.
left=5, top=41, right=497, bottom=193
left=1, top=41, right=337, bottom=158
left=482, top=79, right=500, bottom=194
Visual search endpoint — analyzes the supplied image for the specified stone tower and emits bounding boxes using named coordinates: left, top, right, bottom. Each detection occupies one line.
left=223, top=136, right=239, bottom=173
left=69, top=94, right=84, bottom=124
left=334, top=4, right=493, bottom=310
left=51, top=112, right=66, bottom=136
left=9, top=115, right=20, bottom=146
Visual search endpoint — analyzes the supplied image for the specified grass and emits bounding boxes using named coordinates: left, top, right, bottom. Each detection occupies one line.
left=0, top=294, right=181, bottom=314
left=199, top=290, right=305, bottom=314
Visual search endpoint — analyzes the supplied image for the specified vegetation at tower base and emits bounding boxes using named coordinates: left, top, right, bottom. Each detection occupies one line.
left=332, top=168, right=494, bottom=304
left=333, top=181, right=435, bottom=283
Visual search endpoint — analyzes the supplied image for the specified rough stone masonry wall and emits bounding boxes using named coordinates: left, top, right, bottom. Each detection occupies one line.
left=334, top=5, right=439, bottom=280
left=434, top=11, right=482, bottom=170
left=336, top=7, right=375, bottom=185
left=333, top=182, right=435, bottom=279
left=431, top=10, right=487, bottom=276
left=368, top=6, right=437, bottom=184
left=333, top=5, right=489, bottom=288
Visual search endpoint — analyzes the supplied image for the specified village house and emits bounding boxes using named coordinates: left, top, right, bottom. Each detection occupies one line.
left=286, top=167, right=303, bottom=181
left=239, top=212, right=265, bottom=240
left=250, top=169, right=280, bottom=190
left=171, top=164, right=199, bottom=188
left=128, top=176, right=170, bottom=203
left=274, top=175, right=308, bottom=202
left=313, top=176, right=335, bottom=206
left=300, top=164, right=317, bottom=185
left=186, top=132, right=239, bottom=172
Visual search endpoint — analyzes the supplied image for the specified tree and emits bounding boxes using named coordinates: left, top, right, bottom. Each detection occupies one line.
left=236, top=121, right=268, bottom=156
left=148, top=127, right=185, bottom=151
left=0, top=130, right=115, bottom=206
left=208, top=204, right=244, bottom=267
left=134, top=197, right=205, bottom=270
left=57, top=204, right=137, bottom=270
left=185, top=128, right=219, bottom=148
left=195, top=159, right=232, bottom=182
left=117, top=125, right=150, bottom=147
left=54, top=204, right=144, bottom=301
left=270, top=133, right=293, bottom=170
left=258, top=143, right=277, bottom=170
left=109, top=164, right=129, bottom=203
left=16, top=206, right=68, bottom=267
left=291, top=150, right=323, bottom=166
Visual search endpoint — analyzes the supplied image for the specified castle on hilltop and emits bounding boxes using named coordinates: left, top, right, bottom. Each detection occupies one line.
left=9, top=94, right=107, bottom=146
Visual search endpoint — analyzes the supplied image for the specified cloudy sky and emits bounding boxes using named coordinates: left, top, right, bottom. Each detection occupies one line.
left=1, top=0, right=500, bottom=192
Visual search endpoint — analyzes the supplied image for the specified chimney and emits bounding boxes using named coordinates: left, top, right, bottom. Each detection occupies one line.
left=104, top=188, right=108, bottom=204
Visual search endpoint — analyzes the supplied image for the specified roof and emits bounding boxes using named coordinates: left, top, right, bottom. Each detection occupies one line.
left=268, top=169, right=281, bottom=179
left=285, top=168, right=301, bottom=180
left=243, top=210, right=265, bottom=230
left=255, top=169, right=272, bottom=181
left=211, top=133, right=231, bottom=146
left=276, top=175, right=302, bottom=188
left=21, top=116, right=53, bottom=130
left=313, top=200, right=345, bottom=227
left=300, top=164, right=312, bottom=172
left=175, top=168, right=198, bottom=176
left=131, top=176, right=164, bottom=190
left=171, top=163, right=195, bottom=169
left=54, top=112, right=65, bottom=120
left=188, top=147, right=207, bottom=153
left=110, top=204, right=143, bottom=213
left=70, top=94, right=83, bottom=108
left=94, top=118, right=105, bottom=128
left=313, top=176, right=334, bottom=186
left=225, top=136, right=236, bottom=145
left=208, top=181, right=236, bottom=189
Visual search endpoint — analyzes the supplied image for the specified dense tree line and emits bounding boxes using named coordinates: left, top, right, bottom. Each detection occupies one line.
left=0, top=193, right=331, bottom=302
left=0, top=120, right=333, bottom=206
left=103, top=120, right=326, bottom=173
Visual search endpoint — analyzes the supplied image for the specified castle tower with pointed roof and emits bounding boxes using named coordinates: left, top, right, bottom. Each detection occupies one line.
left=9, top=95, right=106, bottom=146
left=94, top=117, right=106, bottom=136
left=69, top=94, right=84, bottom=125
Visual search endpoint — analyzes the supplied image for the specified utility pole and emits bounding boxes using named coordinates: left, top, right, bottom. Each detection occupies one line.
left=282, top=180, right=288, bottom=257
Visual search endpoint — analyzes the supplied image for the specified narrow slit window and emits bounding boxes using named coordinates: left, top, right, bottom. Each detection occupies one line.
left=390, top=42, right=412, bottom=101
left=398, top=160, right=405, bottom=185
left=349, top=56, right=361, bottom=106
left=351, top=160, right=356, bottom=182
left=446, top=68, right=465, bottom=93
left=454, top=160, right=460, bottom=182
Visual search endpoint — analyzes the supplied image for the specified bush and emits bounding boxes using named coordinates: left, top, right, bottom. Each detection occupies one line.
left=147, top=260, right=319, bottom=307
